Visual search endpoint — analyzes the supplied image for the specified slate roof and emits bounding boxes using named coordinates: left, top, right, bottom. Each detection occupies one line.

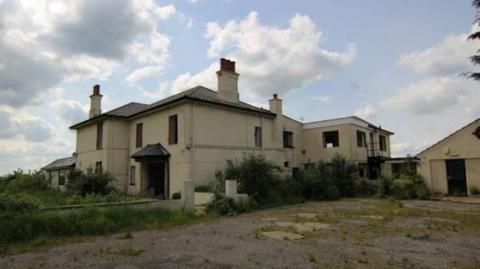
left=131, top=144, right=170, bottom=160
left=42, top=156, right=75, bottom=171
left=70, top=86, right=274, bottom=129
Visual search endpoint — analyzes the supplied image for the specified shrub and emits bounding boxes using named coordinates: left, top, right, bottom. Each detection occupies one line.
left=66, top=168, right=115, bottom=196
left=194, top=185, right=213, bottom=192
left=329, top=155, right=360, bottom=197
left=381, top=173, right=430, bottom=200
left=301, top=162, right=339, bottom=200
left=377, top=176, right=394, bottom=197
left=224, top=153, right=280, bottom=205
left=0, top=193, right=42, bottom=212
left=206, top=193, right=256, bottom=216
left=1, top=170, right=50, bottom=193
left=355, top=178, right=378, bottom=197
left=470, top=186, right=480, bottom=195
left=172, top=192, right=181, bottom=200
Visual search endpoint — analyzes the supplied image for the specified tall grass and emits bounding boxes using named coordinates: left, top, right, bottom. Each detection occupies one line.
left=0, top=207, right=192, bottom=253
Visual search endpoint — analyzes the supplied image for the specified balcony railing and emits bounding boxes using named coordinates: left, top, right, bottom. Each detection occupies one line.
left=367, top=142, right=388, bottom=158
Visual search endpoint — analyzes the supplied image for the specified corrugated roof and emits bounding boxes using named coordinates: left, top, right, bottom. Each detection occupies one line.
left=131, top=144, right=170, bottom=160
left=42, top=156, right=75, bottom=171
left=70, top=86, right=274, bottom=129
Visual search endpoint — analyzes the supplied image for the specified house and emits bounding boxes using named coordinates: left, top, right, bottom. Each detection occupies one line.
left=41, top=156, right=75, bottom=190
left=49, top=58, right=393, bottom=198
left=417, top=118, right=480, bottom=196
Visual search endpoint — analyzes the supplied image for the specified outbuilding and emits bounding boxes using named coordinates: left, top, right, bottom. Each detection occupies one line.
left=417, top=118, right=480, bottom=196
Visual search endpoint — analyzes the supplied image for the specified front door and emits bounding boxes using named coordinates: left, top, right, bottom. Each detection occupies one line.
left=148, top=162, right=165, bottom=197
left=446, top=159, right=467, bottom=196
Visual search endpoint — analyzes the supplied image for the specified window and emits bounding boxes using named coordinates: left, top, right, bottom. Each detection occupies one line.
left=136, top=123, right=143, bottom=148
left=292, top=167, right=300, bottom=178
left=379, top=135, right=387, bottom=151
left=168, top=115, right=178, bottom=145
left=357, top=131, right=366, bottom=148
left=323, top=131, right=339, bottom=148
left=58, top=171, right=66, bottom=186
left=284, top=161, right=289, bottom=168
left=96, top=122, right=103, bottom=150
left=95, top=161, right=102, bottom=174
left=358, top=163, right=367, bottom=178
left=130, top=166, right=136, bottom=185
left=283, top=131, right=293, bottom=148
left=254, top=126, right=262, bottom=147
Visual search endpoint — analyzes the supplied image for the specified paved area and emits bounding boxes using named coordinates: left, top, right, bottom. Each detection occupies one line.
left=2, top=199, right=480, bottom=269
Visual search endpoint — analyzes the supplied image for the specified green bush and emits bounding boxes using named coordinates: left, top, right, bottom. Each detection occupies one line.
left=329, top=155, right=360, bottom=197
left=470, top=186, right=480, bottom=195
left=377, top=176, right=394, bottom=197
left=224, top=154, right=281, bottom=205
left=300, top=162, right=339, bottom=200
left=194, top=185, right=213, bottom=192
left=0, top=207, right=190, bottom=252
left=0, top=170, right=49, bottom=193
left=379, top=174, right=430, bottom=200
left=0, top=193, right=42, bottom=212
left=172, top=192, right=181, bottom=200
left=206, top=193, right=257, bottom=216
left=66, top=168, right=115, bottom=196
left=355, top=178, right=378, bottom=197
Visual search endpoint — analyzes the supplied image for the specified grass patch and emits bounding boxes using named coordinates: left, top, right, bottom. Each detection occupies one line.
left=0, top=206, right=212, bottom=254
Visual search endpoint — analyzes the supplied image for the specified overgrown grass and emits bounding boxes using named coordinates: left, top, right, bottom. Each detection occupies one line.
left=0, top=206, right=208, bottom=254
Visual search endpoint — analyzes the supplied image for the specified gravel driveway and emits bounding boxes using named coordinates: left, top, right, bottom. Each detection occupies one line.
left=2, top=199, right=480, bottom=269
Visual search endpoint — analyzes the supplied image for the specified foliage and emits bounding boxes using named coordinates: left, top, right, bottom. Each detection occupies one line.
left=206, top=192, right=257, bottom=216
left=0, top=207, right=192, bottom=253
left=0, top=169, right=50, bottom=193
left=329, top=155, right=361, bottom=197
left=464, top=0, right=480, bottom=81
left=224, top=154, right=281, bottom=205
left=470, top=186, right=480, bottom=195
left=172, top=192, right=181, bottom=200
left=194, top=185, right=213, bottom=192
left=380, top=174, right=430, bottom=200
left=66, top=168, right=115, bottom=196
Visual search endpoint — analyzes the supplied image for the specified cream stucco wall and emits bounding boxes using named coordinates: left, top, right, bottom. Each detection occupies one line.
left=418, top=119, right=480, bottom=195
left=302, top=124, right=390, bottom=164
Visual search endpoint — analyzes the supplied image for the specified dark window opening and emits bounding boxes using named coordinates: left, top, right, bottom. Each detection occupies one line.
left=136, top=123, right=143, bottom=148
left=358, top=163, right=367, bottom=178
left=283, top=131, right=293, bottom=148
left=357, top=131, right=366, bottom=148
left=95, top=161, right=102, bottom=174
left=379, top=135, right=387, bottom=151
left=323, top=131, right=339, bottom=148
left=169, top=115, right=178, bottom=145
left=130, top=166, right=136, bottom=185
left=58, top=171, right=66, bottom=186
left=96, top=122, right=103, bottom=150
left=284, top=161, right=289, bottom=168
left=292, top=167, right=300, bottom=178
left=254, top=126, right=262, bottom=147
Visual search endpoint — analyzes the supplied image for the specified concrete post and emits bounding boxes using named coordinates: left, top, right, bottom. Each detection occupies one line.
left=225, top=180, right=237, bottom=197
left=183, top=181, right=195, bottom=213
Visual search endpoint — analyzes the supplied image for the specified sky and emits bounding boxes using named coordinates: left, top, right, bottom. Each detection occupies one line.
left=0, top=0, right=478, bottom=175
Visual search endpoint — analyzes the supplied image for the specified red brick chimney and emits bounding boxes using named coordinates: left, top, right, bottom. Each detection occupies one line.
left=217, top=58, right=239, bottom=103
left=89, top=84, right=103, bottom=118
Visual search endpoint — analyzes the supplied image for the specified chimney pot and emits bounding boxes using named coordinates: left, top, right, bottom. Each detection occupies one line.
left=273, top=93, right=278, bottom=99
left=220, top=58, right=236, bottom=73
left=93, top=84, right=100, bottom=96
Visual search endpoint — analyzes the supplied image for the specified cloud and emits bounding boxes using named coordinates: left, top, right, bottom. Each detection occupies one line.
left=127, top=66, right=164, bottom=83
left=0, top=107, right=52, bottom=142
left=312, top=96, right=331, bottom=103
left=382, top=76, right=479, bottom=116
left=171, top=12, right=356, bottom=100
left=354, top=105, right=377, bottom=120
left=51, top=99, right=87, bottom=124
left=398, top=33, right=477, bottom=75
left=0, top=0, right=174, bottom=108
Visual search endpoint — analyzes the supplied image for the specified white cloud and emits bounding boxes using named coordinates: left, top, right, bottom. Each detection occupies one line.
left=312, top=96, right=331, bottom=103
left=398, top=33, right=477, bottom=75
left=382, top=76, right=479, bottom=116
left=51, top=99, right=87, bottom=124
left=354, top=105, right=377, bottom=120
left=0, top=106, right=53, bottom=142
left=171, top=12, right=356, bottom=101
left=127, top=66, right=164, bottom=83
left=0, top=0, right=174, bottom=107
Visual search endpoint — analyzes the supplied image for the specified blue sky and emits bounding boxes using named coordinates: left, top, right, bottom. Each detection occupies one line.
left=0, top=0, right=478, bottom=174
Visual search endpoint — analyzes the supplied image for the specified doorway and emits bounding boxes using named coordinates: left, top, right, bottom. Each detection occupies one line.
left=147, top=162, right=166, bottom=197
left=446, top=159, right=467, bottom=196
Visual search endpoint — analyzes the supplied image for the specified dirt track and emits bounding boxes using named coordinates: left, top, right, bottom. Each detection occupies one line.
left=2, top=199, right=480, bottom=269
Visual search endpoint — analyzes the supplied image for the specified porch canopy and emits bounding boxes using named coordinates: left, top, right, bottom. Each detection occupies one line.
left=131, top=143, right=170, bottom=162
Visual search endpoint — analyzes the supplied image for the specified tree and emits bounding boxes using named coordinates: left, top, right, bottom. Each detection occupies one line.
left=465, top=0, right=480, bottom=81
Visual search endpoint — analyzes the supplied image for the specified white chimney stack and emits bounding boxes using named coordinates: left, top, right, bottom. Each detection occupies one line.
left=269, top=93, right=282, bottom=115
left=217, top=58, right=239, bottom=103
left=89, top=84, right=102, bottom=118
